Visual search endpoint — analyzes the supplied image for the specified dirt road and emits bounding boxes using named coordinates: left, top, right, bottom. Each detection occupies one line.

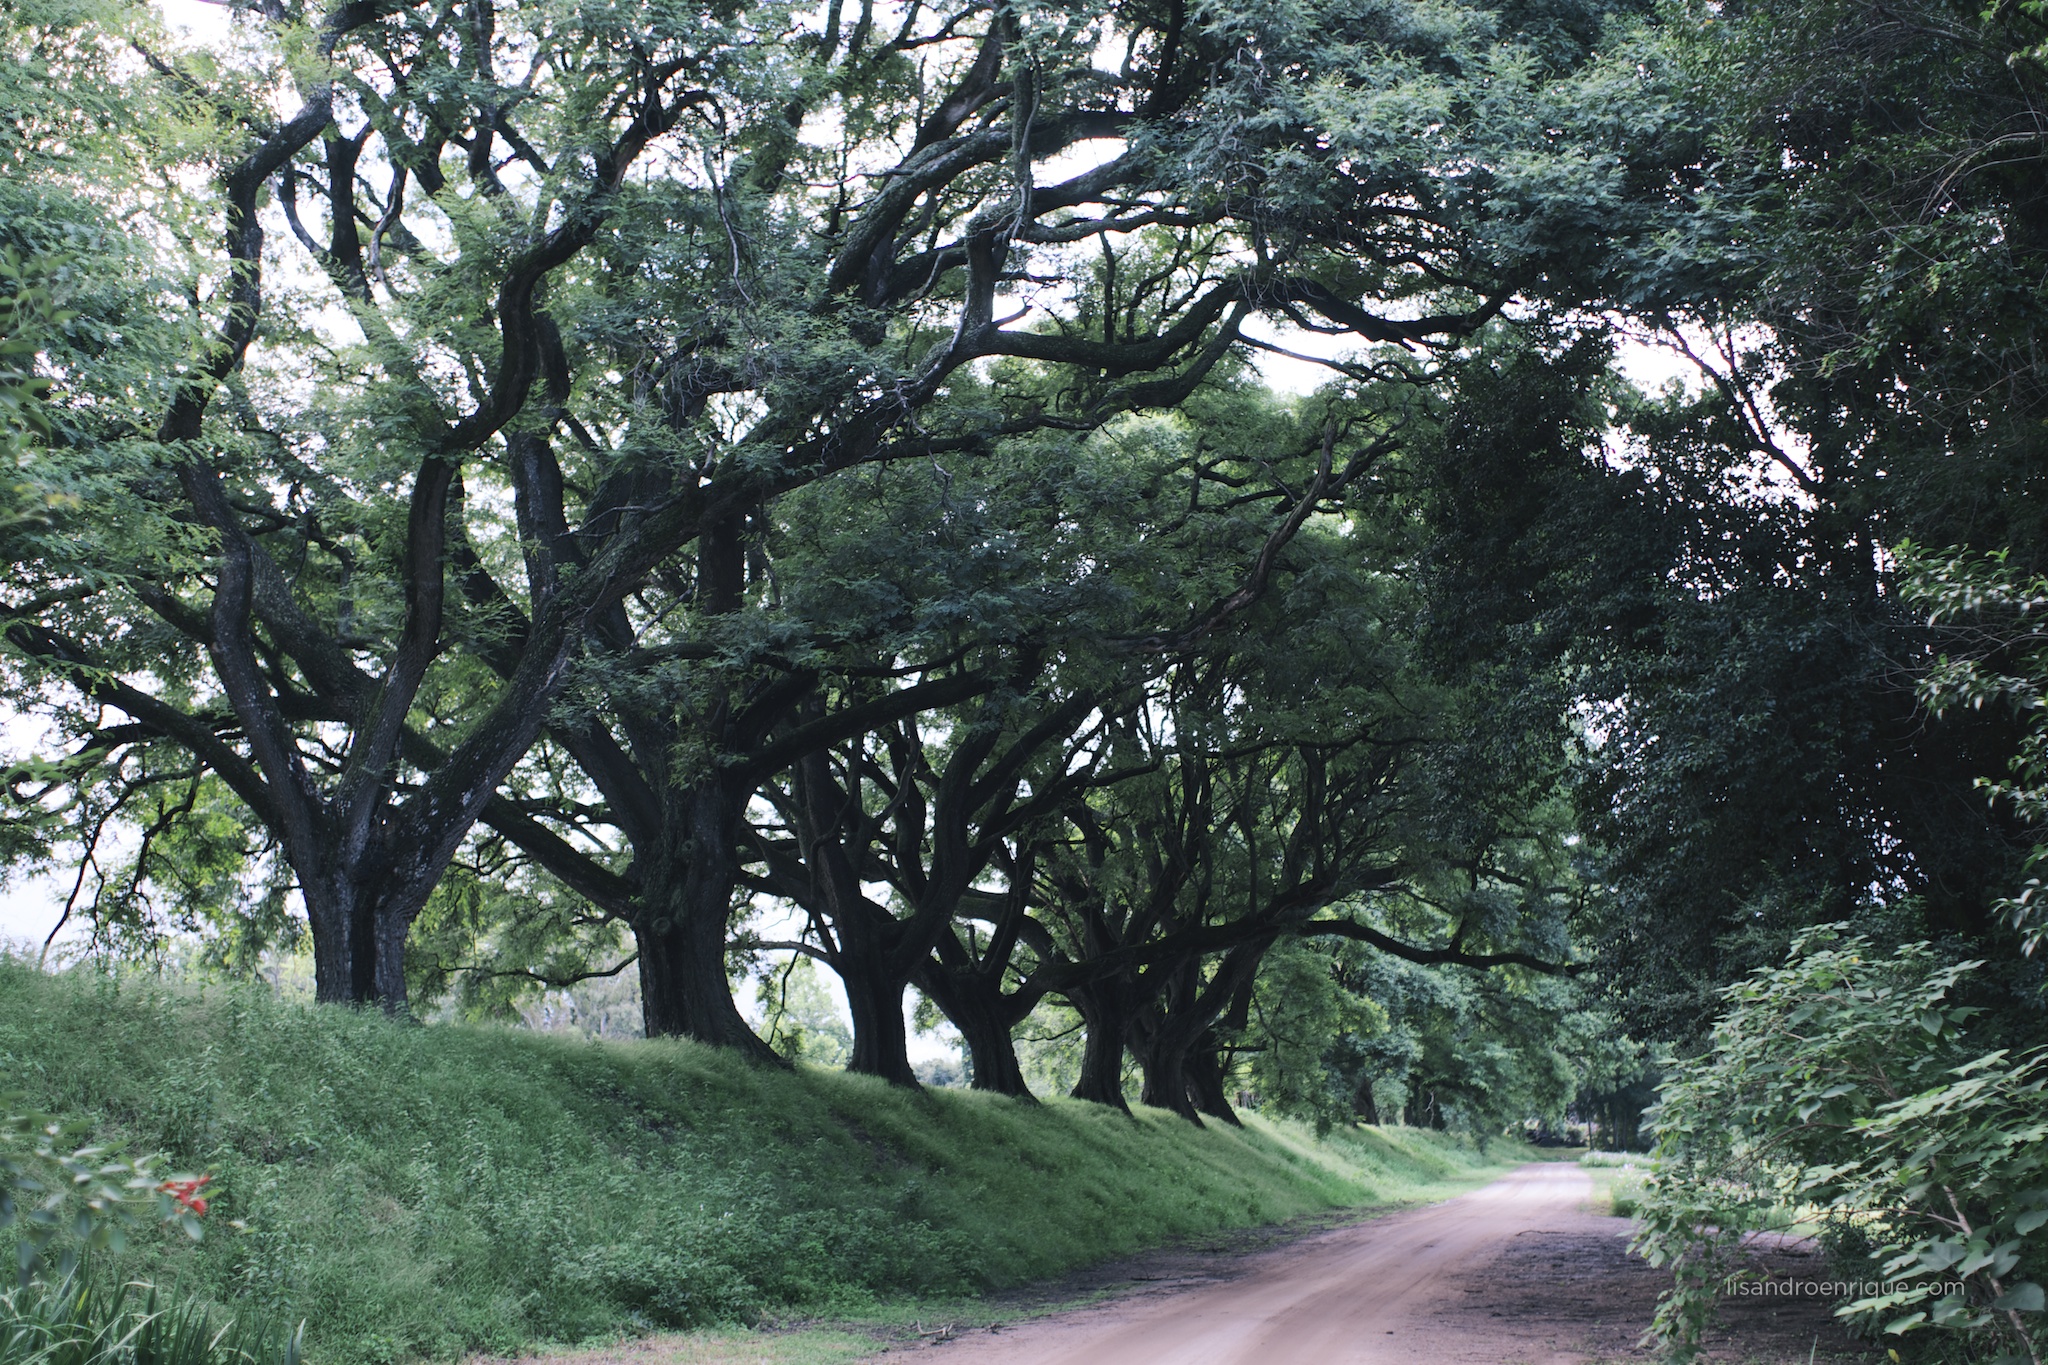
left=880, top=1163, right=1873, bottom=1365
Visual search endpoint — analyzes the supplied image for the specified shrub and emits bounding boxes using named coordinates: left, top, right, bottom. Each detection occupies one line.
left=1, top=1107, right=204, bottom=1283
left=3, top=1101, right=297, bottom=1365
left=1634, top=929, right=2048, bottom=1363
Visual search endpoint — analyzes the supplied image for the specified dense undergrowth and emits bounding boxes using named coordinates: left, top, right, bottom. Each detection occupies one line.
left=0, top=962, right=1501, bottom=1364
left=1, top=1267, right=305, bottom=1365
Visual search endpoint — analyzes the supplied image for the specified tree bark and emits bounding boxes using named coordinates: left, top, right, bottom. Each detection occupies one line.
left=294, top=837, right=441, bottom=1010
left=634, top=777, right=780, bottom=1062
left=1066, top=978, right=1134, bottom=1112
left=1355, top=1073, right=1380, bottom=1126
left=1133, top=1013, right=1202, bottom=1123
left=845, top=977, right=917, bottom=1085
left=917, top=952, right=1035, bottom=1098
left=302, top=865, right=379, bottom=1005
left=958, top=1001, right=1031, bottom=1097
left=1186, top=1038, right=1241, bottom=1126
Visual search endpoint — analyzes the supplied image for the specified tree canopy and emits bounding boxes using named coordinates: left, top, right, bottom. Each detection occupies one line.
left=3, top=0, right=2044, bottom=1225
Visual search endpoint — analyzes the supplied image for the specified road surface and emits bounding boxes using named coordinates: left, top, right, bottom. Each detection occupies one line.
left=888, top=1163, right=1609, bottom=1364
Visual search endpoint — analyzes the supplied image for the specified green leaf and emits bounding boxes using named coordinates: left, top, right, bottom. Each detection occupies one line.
left=1989, top=1282, right=2044, bottom=1313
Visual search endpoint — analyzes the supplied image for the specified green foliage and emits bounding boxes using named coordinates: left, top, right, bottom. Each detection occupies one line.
left=402, top=863, right=631, bottom=1024
left=0, top=249, right=81, bottom=539
left=1241, top=940, right=1388, bottom=1133
left=0, top=1265, right=302, bottom=1365
left=0, top=1107, right=204, bottom=1284
left=755, top=958, right=852, bottom=1068
left=1437, top=0, right=2048, bottom=1042
left=0, top=960, right=1506, bottom=1364
left=1247, top=937, right=1625, bottom=1137
left=1902, top=543, right=2048, bottom=956
left=1635, top=929, right=2048, bottom=1362
left=0, top=1102, right=286, bottom=1365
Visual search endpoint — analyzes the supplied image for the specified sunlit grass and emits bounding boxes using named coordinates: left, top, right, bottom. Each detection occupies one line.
left=1578, top=1150, right=1650, bottom=1218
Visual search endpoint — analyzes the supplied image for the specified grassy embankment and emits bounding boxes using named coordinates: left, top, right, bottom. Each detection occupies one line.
left=0, top=961, right=1522, bottom=1365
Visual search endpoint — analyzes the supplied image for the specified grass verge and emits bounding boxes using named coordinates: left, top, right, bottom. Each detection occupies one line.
left=1578, top=1150, right=1650, bottom=1218
left=0, top=961, right=1525, bottom=1364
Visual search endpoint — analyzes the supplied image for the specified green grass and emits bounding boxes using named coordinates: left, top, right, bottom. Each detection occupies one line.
left=0, top=1264, right=305, bottom=1365
left=0, top=962, right=1518, bottom=1365
left=1578, top=1151, right=1650, bottom=1218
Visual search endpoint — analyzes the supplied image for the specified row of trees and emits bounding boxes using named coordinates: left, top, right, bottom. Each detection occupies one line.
left=1, top=0, right=1645, bottom=1123
left=3, top=0, right=2043, bottom=1150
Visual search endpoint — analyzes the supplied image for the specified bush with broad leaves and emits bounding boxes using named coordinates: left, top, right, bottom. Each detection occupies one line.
left=1633, top=930, right=2048, bottom=1364
left=1, top=1102, right=207, bottom=1284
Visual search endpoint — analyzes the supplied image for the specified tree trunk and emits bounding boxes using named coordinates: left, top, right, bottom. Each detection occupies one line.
left=1355, top=1073, right=1379, bottom=1126
left=1066, top=980, right=1133, bottom=1112
left=1134, top=1020, right=1202, bottom=1123
left=634, top=778, right=780, bottom=1062
left=303, top=866, right=380, bottom=1005
left=1186, top=1039, right=1241, bottom=1126
left=1403, top=1088, right=1446, bottom=1130
left=1130, top=957, right=1225, bottom=1124
left=788, top=763, right=921, bottom=1086
left=1137, top=1045, right=1200, bottom=1122
left=634, top=911, right=772, bottom=1055
left=371, top=897, right=415, bottom=1009
left=917, top=957, right=1034, bottom=1098
left=301, top=851, right=427, bottom=1012
left=838, top=942, right=920, bottom=1087
left=958, top=1003, right=1030, bottom=1097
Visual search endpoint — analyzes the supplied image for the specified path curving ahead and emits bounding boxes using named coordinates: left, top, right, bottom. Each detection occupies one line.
left=893, top=1163, right=1604, bottom=1365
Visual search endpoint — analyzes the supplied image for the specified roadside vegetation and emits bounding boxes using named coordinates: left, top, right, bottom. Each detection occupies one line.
left=0, top=961, right=1508, bottom=1364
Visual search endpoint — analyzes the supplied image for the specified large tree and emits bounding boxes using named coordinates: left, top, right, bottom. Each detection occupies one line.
left=1446, top=0, right=2048, bottom=1031
left=3, top=0, right=1659, bottom=1015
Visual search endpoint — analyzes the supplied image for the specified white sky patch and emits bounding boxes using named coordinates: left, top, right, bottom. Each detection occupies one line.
left=1239, top=315, right=1367, bottom=395
left=1611, top=320, right=1819, bottom=508
left=1615, top=333, right=1700, bottom=396
left=156, top=0, right=233, bottom=43
left=0, top=709, right=87, bottom=955
left=0, top=869, right=85, bottom=957
left=1035, top=135, right=1128, bottom=188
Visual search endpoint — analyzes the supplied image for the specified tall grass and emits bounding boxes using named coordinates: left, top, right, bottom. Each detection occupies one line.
left=0, top=962, right=1502, bottom=1363
left=0, top=1266, right=302, bottom=1365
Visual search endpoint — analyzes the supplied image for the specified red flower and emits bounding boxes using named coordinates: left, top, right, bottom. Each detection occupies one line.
left=159, top=1175, right=212, bottom=1216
